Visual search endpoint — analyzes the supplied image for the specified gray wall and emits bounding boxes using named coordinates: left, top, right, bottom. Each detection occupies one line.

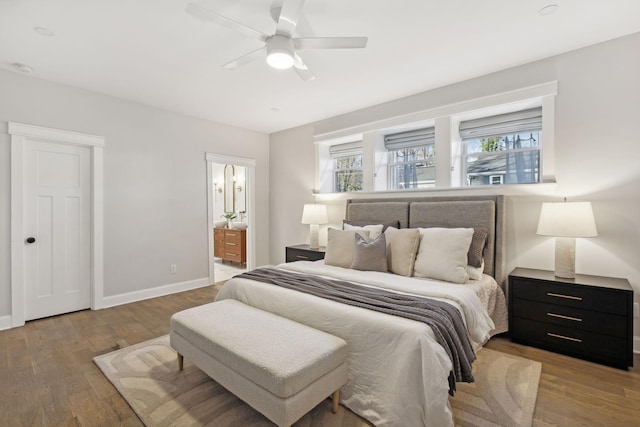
left=0, top=69, right=270, bottom=317
left=270, top=33, right=640, bottom=340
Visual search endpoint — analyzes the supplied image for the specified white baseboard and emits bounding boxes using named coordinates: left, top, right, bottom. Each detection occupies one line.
left=634, top=336, right=640, bottom=354
left=0, top=315, right=13, bottom=331
left=100, top=277, right=210, bottom=309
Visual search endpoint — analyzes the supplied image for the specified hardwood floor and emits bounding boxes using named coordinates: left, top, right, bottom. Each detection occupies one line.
left=0, top=284, right=221, bottom=427
left=485, top=337, right=640, bottom=427
left=1, top=284, right=639, bottom=426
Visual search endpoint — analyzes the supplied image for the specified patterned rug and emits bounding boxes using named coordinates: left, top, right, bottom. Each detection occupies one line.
left=94, top=335, right=540, bottom=427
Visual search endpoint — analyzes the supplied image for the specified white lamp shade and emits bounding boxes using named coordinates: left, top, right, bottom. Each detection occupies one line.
left=536, top=202, right=598, bottom=238
left=301, top=204, right=328, bottom=225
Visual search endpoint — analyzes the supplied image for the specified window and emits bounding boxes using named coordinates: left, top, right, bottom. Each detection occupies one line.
left=315, top=83, right=556, bottom=194
left=329, top=141, right=363, bottom=192
left=385, top=127, right=436, bottom=189
left=460, top=108, right=541, bottom=186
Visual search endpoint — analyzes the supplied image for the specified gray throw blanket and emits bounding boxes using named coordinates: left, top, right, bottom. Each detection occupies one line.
left=237, top=267, right=475, bottom=395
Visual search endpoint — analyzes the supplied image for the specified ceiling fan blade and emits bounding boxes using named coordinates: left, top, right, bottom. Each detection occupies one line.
left=293, top=37, right=368, bottom=50
left=275, top=0, right=306, bottom=37
left=223, top=47, right=266, bottom=69
left=186, top=3, right=268, bottom=42
left=293, top=54, right=315, bottom=82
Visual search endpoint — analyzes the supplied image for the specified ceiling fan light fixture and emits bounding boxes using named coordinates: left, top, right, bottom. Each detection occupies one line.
left=266, top=35, right=294, bottom=69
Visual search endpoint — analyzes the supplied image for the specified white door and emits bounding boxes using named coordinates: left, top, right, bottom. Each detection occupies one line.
left=23, top=140, right=91, bottom=320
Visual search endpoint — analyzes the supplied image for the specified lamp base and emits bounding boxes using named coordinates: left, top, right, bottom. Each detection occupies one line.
left=309, top=224, right=320, bottom=250
left=554, top=237, right=576, bottom=279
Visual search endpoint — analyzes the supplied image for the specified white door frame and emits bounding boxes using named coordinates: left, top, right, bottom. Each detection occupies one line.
left=205, top=153, right=256, bottom=284
left=10, top=122, right=105, bottom=328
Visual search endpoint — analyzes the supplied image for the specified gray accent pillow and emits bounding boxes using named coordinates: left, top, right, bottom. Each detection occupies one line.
left=324, top=228, right=371, bottom=269
left=350, top=234, right=388, bottom=272
left=343, top=223, right=384, bottom=240
left=468, top=227, right=489, bottom=268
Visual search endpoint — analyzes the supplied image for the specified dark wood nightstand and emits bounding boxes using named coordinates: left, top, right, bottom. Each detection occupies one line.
left=285, top=244, right=326, bottom=263
left=509, top=267, right=633, bottom=369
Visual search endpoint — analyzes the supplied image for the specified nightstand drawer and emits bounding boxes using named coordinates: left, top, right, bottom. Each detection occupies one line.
left=511, top=278, right=627, bottom=314
left=285, top=245, right=326, bottom=263
left=511, top=299, right=627, bottom=338
left=512, top=317, right=628, bottom=367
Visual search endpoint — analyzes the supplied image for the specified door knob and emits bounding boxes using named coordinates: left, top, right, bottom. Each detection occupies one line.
left=25, top=237, right=36, bottom=244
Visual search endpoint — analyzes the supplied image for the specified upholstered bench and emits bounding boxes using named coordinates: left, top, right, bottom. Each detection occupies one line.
left=169, top=299, right=348, bottom=427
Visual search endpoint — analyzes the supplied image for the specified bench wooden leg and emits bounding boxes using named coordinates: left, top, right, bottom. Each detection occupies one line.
left=177, top=353, right=184, bottom=371
left=332, top=389, right=340, bottom=414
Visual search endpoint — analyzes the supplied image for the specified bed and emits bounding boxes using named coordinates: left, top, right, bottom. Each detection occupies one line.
left=216, top=195, right=508, bottom=427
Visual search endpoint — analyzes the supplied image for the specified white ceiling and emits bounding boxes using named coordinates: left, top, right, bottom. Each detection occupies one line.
left=1, top=0, right=639, bottom=134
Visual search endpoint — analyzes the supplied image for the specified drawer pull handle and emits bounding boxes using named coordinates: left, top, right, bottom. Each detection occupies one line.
left=547, top=332, right=582, bottom=343
left=547, top=292, right=582, bottom=301
left=296, top=255, right=310, bottom=260
left=226, top=242, right=237, bottom=246
left=226, top=252, right=238, bottom=256
left=547, top=312, right=582, bottom=322
left=227, top=233, right=237, bottom=237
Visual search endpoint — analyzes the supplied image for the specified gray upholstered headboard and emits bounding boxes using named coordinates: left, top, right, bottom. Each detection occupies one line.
left=345, top=195, right=506, bottom=288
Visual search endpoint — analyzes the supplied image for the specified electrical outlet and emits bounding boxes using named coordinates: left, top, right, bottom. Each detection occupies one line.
left=170, top=264, right=177, bottom=274
left=634, top=303, right=639, bottom=319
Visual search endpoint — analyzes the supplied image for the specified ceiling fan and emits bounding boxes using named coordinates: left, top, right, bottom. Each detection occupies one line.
left=185, top=0, right=368, bottom=81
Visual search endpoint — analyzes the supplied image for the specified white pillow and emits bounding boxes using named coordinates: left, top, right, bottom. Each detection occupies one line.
left=324, top=228, right=371, bottom=269
left=343, top=223, right=384, bottom=240
left=414, top=227, right=474, bottom=283
left=466, top=260, right=485, bottom=281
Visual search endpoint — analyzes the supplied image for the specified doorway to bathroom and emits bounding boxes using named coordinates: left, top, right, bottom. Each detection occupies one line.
left=205, top=153, right=256, bottom=284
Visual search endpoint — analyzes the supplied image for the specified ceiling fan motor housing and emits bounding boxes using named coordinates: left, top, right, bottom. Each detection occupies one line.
left=266, top=35, right=295, bottom=69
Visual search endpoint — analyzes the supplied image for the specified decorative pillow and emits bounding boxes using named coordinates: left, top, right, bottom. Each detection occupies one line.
left=411, top=224, right=488, bottom=268
left=413, top=227, right=474, bottom=283
left=324, top=228, right=371, bottom=269
left=383, top=227, right=421, bottom=277
left=344, top=220, right=400, bottom=233
left=350, top=234, right=388, bottom=272
left=343, top=223, right=384, bottom=240
left=466, top=260, right=485, bottom=281
left=468, top=228, right=489, bottom=268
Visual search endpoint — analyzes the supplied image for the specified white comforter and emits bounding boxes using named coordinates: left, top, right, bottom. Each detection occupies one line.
left=216, top=261, right=502, bottom=427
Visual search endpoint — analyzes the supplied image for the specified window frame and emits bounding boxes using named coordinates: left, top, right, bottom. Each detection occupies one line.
left=313, top=82, right=557, bottom=195
left=462, top=131, right=542, bottom=186
left=387, top=144, right=436, bottom=190
left=332, top=152, right=363, bottom=193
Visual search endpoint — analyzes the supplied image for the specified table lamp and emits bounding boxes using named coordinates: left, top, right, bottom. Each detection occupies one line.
left=536, top=200, right=598, bottom=278
left=301, top=204, right=328, bottom=250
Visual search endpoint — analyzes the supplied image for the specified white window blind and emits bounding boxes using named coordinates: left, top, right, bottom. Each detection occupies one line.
left=459, top=107, right=542, bottom=140
left=384, top=127, right=435, bottom=150
left=329, top=141, right=362, bottom=158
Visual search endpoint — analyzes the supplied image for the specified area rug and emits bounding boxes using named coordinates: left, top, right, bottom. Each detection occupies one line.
left=450, top=347, right=541, bottom=427
left=94, top=335, right=541, bottom=427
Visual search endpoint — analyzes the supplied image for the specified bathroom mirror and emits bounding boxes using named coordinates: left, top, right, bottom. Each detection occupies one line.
left=224, top=164, right=235, bottom=213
